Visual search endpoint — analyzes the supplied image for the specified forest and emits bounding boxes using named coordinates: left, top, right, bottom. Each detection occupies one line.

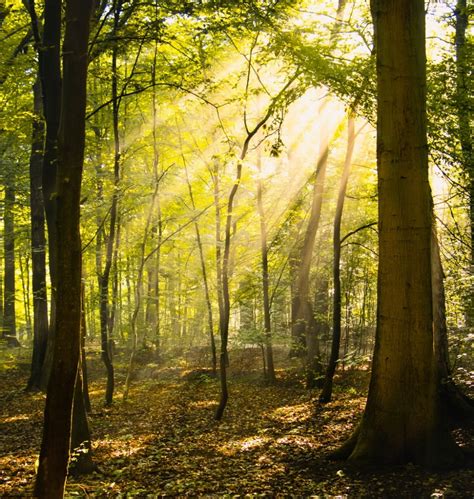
left=0, top=0, right=473, bottom=497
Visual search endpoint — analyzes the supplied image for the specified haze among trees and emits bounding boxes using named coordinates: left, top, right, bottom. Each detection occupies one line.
left=0, top=0, right=473, bottom=497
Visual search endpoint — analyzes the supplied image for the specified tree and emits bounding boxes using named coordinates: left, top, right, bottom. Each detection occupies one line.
left=290, top=121, right=328, bottom=376
left=335, top=0, right=461, bottom=466
left=215, top=69, right=299, bottom=420
left=319, top=113, right=355, bottom=403
left=26, top=79, right=49, bottom=390
left=34, top=0, right=93, bottom=496
left=256, top=151, right=276, bottom=383
left=454, top=0, right=473, bottom=326
left=2, top=166, right=16, bottom=344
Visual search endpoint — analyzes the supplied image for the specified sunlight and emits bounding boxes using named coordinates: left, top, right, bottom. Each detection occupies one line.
left=189, top=400, right=215, bottom=409
left=218, top=435, right=272, bottom=456
left=266, top=402, right=312, bottom=425
left=1, top=414, right=30, bottom=423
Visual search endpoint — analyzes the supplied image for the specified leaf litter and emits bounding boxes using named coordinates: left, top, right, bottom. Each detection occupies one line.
left=0, top=353, right=473, bottom=497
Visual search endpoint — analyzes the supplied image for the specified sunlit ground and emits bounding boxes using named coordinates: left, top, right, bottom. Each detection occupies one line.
left=1, top=350, right=472, bottom=497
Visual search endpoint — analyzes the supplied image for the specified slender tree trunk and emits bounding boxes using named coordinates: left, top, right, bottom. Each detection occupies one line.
left=81, top=281, right=91, bottom=413
left=215, top=74, right=298, bottom=419
left=215, top=156, right=243, bottom=420
left=98, top=1, right=124, bottom=406
left=27, top=79, right=49, bottom=390
left=291, top=138, right=329, bottom=359
left=184, top=162, right=217, bottom=373
left=3, top=171, right=16, bottom=343
left=123, top=158, right=161, bottom=400
left=70, top=314, right=95, bottom=476
left=257, top=155, right=276, bottom=383
left=33, top=0, right=61, bottom=390
left=34, top=1, right=92, bottom=495
left=336, top=0, right=461, bottom=466
left=69, top=369, right=94, bottom=475
left=320, top=114, right=355, bottom=402
left=454, top=0, right=473, bottom=327
left=432, top=226, right=474, bottom=419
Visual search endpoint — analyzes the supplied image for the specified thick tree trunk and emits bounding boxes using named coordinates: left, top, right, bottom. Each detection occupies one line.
left=320, top=114, right=355, bottom=402
left=27, top=79, right=49, bottom=390
left=337, top=0, right=461, bottom=466
left=34, top=1, right=92, bottom=496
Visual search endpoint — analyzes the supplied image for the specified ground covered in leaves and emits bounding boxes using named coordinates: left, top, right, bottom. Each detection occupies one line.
left=1, top=347, right=473, bottom=497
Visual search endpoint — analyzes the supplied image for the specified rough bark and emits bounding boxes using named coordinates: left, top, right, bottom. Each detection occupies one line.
left=27, top=79, right=49, bottom=391
left=338, top=0, right=461, bottom=466
left=34, top=1, right=92, bottom=496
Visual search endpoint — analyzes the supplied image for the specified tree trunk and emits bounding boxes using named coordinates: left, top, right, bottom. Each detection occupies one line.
left=257, top=155, right=276, bottom=383
left=27, top=79, right=49, bottom=390
left=81, top=281, right=91, bottom=413
left=320, top=114, right=355, bottom=402
left=336, top=0, right=461, bottom=466
left=290, top=137, right=329, bottom=359
left=184, top=161, right=217, bottom=373
left=70, top=369, right=95, bottom=475
left=98, top=1, right=124, bottom=406
left=35, top=0, right=92, bottom=496
left=3, top=171, right=16, bottom=343
left=33, top=0, right=61, bottom=390
left=432, top=226, right=474, bottom=420
left=454, top=0, right=473, bottom=327
left=215, top=74, right=298, bottom=419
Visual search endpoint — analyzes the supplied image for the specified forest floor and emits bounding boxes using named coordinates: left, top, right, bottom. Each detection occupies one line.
left=0, top=346, right=473, bottom=498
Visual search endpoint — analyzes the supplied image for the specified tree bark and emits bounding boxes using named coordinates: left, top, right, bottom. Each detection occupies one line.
left=80, top=281, right=91, bottom=413
left=337, top=0, right=461, bottom=466
left=34, top=1, right=92, bottom=496
left=27, top=79, right=49, bottom=390
left=454, top=0, right=473, bottom=327
left=3, top=170, right=16, bottom=343
left=29, top=0, right=62, bottom=390
left=432, top=226, right=474, bottom=420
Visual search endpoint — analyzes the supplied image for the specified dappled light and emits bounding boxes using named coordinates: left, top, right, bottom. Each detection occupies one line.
left=0, top=0, right=473, bottom=496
